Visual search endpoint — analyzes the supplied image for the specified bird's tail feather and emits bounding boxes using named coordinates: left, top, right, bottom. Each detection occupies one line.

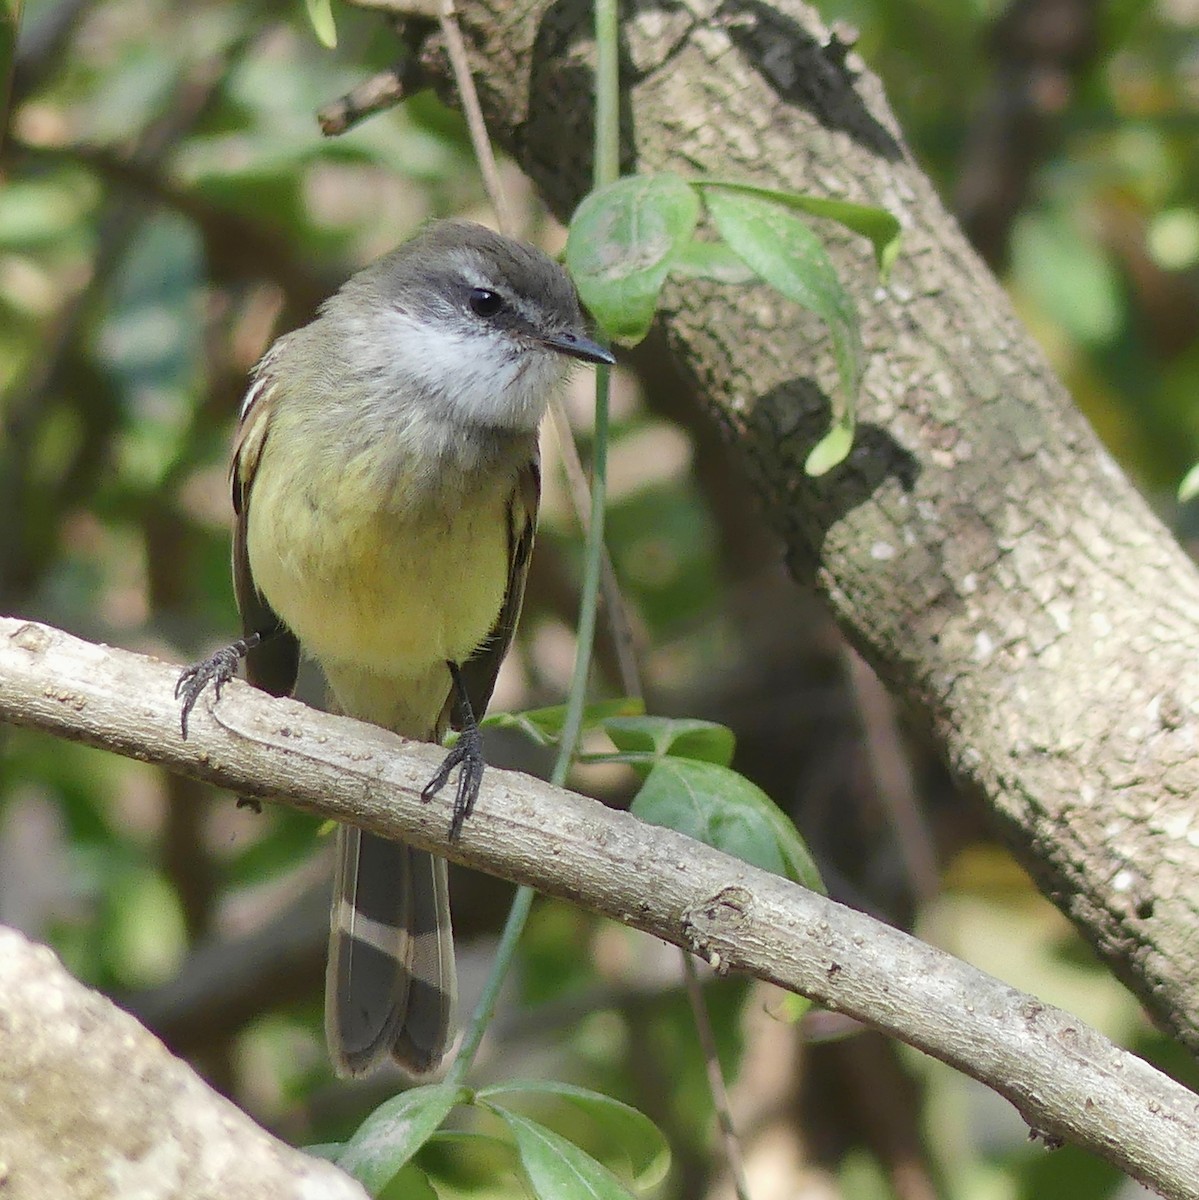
left=326, top=825, right=456, bottom=1076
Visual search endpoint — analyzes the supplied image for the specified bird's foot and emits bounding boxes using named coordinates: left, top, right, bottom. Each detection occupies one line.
left=175, top=639, right=253, bottom=738
left=421, top=723, right=486, bottom=842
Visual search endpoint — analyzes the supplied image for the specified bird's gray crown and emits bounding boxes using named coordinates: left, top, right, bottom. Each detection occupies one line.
left=341, top=219, right=586, bottom=347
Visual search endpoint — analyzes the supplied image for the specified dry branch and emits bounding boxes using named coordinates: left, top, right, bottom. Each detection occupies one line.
left=1, top=616, right=1198, bottom=1198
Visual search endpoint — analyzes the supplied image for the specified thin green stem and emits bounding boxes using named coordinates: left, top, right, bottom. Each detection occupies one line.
left=593, top=0, right=620, bottom=189
left=447, top=0, right=620, bottom=1086
left=550, top=363, right=611, bottom=787
left=446, top=884, right=534, bottom=1085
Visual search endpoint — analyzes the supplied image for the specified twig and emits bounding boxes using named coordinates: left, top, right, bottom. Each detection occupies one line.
left=547, top=401, right=643, bottom=693
left=5, top=619, right=1198, bottom=1199
left=436, top=0, right=513, bottom=234
left=316, top=13, right=437, bottom=137
left=842, top=646, right=939, bottom=901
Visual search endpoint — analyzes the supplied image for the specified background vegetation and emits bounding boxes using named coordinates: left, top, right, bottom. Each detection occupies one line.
left=2, top=0, right=1197, bottom=1196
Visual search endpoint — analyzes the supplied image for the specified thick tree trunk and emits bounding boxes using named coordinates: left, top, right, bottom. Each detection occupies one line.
left=424, top=0, right=1199, bottom=1054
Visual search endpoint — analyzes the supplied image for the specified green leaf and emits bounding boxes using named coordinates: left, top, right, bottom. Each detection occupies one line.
left=337, top=1083, right=464, bottom=1193
left=695, top=180, right=901, bottom=277
left=600, top=716, right=735, bottom=768
left=803, top=422, right=856, bottom=478
left=567, top=174, right=700, bottom=344
left=493, top=1110, right=637, bottom=1200
left=703, top=188, right=862, bottom=476
left=302, top=1143, right=344, bottom=1162
left=378, top=1162, right=439, bottom=1200
left=630, top=760, right=825, bottom=892
left=774, top=992, right=814, bottom=1025
left=1180, top=462, right=1199, bottom=503
left=478, top=1081, right=670, bottom=1189
left=305, top=0, right=338, bottom=48
left=483, top=697, right=643, bottom=746
left=669, top=238, right=759, bottom=285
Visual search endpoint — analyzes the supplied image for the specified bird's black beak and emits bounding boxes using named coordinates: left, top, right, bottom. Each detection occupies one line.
left=542, top=330, right=616, bottom=366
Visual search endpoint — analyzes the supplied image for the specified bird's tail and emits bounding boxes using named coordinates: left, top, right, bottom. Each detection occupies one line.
left=325, top=825, right=456, bottom=1076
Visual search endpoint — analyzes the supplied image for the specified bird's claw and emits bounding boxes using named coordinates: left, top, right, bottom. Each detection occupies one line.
left=422, top=724, right=486, bottom=841
left=175, top=645, right=243, bottom=739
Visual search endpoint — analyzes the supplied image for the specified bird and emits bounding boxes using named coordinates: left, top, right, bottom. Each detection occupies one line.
left=177, top=219, right=613, bottom=1075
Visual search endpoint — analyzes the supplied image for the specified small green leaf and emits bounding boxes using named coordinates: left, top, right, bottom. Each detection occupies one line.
left=305, top=0, right=338, bottom=48
left=804, top=422, right=855, bottom=477
left=479, top=1081, right=670, bottom=1189
left=378, top=1162, right=439, bottom=1200
left=695, top=180, right=901, bottom=277
left=337, top=1083, right=464, bottom=1193
left=601, top=716, right=735, bottom=768
left=669, top=238, right=759, bottom=285
left=483, top=697, right=643, bottom=746
left=773, top=992, right=814, bottom=1025
left=703, top=187, right=862, bottom=476
left=494, top=1110, right=637, bottom=1200
left=631, top=760, right=824, bottom=891
left=567, top=174, right=700, bottom=344
left=1180, top=462, right=1199, bottom=503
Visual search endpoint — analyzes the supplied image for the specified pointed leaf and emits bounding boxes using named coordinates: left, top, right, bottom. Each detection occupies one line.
left=483, top=697, right=643, bottom=746
left=567, top=174, right=700, bottom=344
left=1180, top=462, right=1199, bottom=503
left=305, top=0, right=337, bottom=47
left=337, top=1083, right=463, bottom=1193
left=495, top=1109, right=637, bottom=1200
left=478, top=1080, right=670, bottom=1189
left=601, top=716, right=735, bottom=768
left=696, top=180, right=901, bottom=277
left=703, top=187, right=862, bottom=476
left=379, top=1162, right=439, bottom=1200
left=670, top=238, right=759, bottom=284
left=631, top=759, right=825, bottom=892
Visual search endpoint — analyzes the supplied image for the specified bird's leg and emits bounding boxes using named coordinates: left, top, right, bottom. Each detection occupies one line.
left=421, top=661, right=485, bottom=841
left=175, top=630, right=268, bottom=738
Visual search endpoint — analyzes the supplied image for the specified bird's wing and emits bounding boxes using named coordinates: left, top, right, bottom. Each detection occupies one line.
left=230, top=348, right=300, bottom=698
left=447, top=453, right=541, bottom=729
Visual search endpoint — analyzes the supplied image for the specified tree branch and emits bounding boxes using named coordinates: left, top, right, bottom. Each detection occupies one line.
left=1, top=617, right=1198, bottom=1198
left=0, top=922, right=366, bottom=1200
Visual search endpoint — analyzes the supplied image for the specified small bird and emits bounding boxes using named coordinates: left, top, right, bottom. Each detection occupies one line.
left=177, top=220, right=613, bottom=1075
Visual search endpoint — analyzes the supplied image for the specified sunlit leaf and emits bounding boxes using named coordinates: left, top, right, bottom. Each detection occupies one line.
left=1180, top=462, right=1199, bottom=502
left=669, top=238, right=759, bottom=284
left=567, top=174, right=700, bottom=344
left=479, top=1080, right=670, bottom=1189
left=337, top=1083, right=464, bottom=1193
left=305, top=0, right=338, bottom=48
left=599, top=716, right=735, bottom=768
left=493, top=1109, right=637, bottom=1200
left=483, top=697, right=643, bottom=746
left=696, top=180, right=901, bottom=277
left=631, top=759, right=824, bottom=891
left=703, top=187, right=862, bottom=475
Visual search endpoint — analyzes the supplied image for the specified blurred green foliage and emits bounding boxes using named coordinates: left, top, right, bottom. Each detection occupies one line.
left=2, top=0, right=1197, bottom=1197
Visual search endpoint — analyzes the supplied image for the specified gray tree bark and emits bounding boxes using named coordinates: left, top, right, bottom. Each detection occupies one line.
left=417, top=0, right=1199, bottom=1055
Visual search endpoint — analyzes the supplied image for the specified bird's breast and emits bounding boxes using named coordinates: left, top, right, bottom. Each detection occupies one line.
left=245, top=433, right=513, bottom=687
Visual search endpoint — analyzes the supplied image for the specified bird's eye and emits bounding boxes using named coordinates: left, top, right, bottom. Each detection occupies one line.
left=469, top=288, right=504, bottom=318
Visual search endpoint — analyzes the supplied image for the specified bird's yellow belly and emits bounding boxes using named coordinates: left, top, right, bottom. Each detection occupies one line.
left=246, top=452, right=511, bottom=690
